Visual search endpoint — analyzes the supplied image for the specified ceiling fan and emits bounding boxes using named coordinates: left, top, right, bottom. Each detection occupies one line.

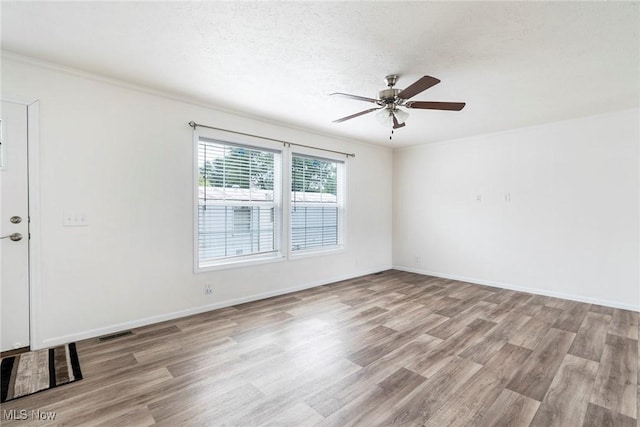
left=331, top=74, right=466, bottom=130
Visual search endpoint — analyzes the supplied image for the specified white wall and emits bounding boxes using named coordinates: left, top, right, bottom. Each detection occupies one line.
left=393, top=109, right=640, bottom=310
left=1, top=56, right=393, bottom=348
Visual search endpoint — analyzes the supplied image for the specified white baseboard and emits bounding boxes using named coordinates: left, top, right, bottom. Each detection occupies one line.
left=38, top=265, right=392, bottom=349
left=393, top=265, right=640, bottom=313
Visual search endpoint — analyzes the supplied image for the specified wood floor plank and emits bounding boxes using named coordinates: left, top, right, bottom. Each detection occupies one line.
left=459, top=311, right=531, bottom=365
left=553, top=301, right=591, bottom=333
left=590, top=333, right=638, bottom=419
left=92, top=405, right=156, bottom=427
left=519, top=299, right=545, bottom=317
left=483, top=289, right=519, bottom=304
left=475, top=388, right=540, bottom=427
left=373, top=294, right=421, bottom=311
left=328, top=308, right=392, bottom=339
left=506, top=328, right=576, bottom=401
left=530, top=354, right=599, bottom=427
left=302, top=336, right=439, bottom=421
left=568, top=311, right=612, bottom=362
left=482, top=292, right=533, bottom=323
left=447, top=285, right=495, bottom=303
left=166, top=342, right=284, bottom=378
left=151, top=383, right=265, bottom=426
left=508, top=306, right=564, bottom=350
left=583, top=403, right=636, bottom=427
left=81, top=352, right=138, bottom=376
left=609, top=309, right=639, bottom=340
left=315, top=367, right=426, bottom=427
left=415, top=295, right=460, bottom=313
left=301, top=338, right=438, bottom=420
left=435, top=295, right=483, bottom=318
left=176, top=315, right=237, bottom=333
left=423, top=343, right=532, bottom=427
left=346, top=315, right=447, bottom=367
left=304, top=368, right=377, bottom=418
left=590, top=304, right=615, bottom=315
left=133, top=335, right=236, bottom=368
left=333, top=324, right=398, bottom=356
left=1, top=270, right=634, bottom=427
left=258, top=402, right=324, bottom=427
left=375, top=356, right=483, bottom=426
left=408, top=318, right=497, bottom=377
left=427, top=301, right=497, bottom=340
left=250, top=349, right=360, bottom=397
left=222, top=355, right=362, bottom=426
left=382, top=305, right=446, bottom=332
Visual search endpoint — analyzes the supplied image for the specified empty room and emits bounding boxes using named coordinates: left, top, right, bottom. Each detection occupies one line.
left=0, top=2, right=638, bottom=426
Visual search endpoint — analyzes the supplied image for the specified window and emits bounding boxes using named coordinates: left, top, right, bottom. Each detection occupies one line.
left=194, top=128, right=348, bottom=269
left=197, top=138, right=281, bottom=268
left=291, top=154, right=344, bottom=253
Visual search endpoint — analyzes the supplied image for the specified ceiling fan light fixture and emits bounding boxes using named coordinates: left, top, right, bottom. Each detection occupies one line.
left=375, top=107, right=409, bottom=128
left=394, top=108, right=409, bottom=124
left=375, top=108, right=395, bottom=128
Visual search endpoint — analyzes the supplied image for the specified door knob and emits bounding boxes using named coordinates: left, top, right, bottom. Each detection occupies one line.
left=0, top=233, right=22, bottom=241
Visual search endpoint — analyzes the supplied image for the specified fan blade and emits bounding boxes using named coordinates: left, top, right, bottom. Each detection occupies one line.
left=392, top=114, right=406, bottom=129
left=332, top=108, right=380, bottom=123
left=330, top=92, right=379, bottom=104
left=397, top=76, right=440, bottom=100
left=405, top=101, right=466, bottom=111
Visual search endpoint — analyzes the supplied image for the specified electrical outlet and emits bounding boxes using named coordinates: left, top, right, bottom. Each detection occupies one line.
left=415, top=256, right=421, bottom=265
left=204, top=284, right=213, bottom=295
left=63, top=211, right=89, bottom=226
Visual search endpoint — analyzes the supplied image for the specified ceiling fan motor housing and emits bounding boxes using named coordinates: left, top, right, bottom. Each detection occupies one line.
left=379, top=88, right=401, bottom=105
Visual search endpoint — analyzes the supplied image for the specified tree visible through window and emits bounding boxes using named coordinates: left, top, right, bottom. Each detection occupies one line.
left=198, top=139, right=280, bottom=265
left=291, top=155, right=343, bottom=252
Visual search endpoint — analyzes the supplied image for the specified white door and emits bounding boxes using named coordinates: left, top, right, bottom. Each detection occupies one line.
left=1, top=101, right=30, bottom=352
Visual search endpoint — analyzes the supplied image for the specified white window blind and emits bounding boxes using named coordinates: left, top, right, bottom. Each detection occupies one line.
left=291, top=154, right=343, bottom=252
left=198, top=139, right=281, bottom=266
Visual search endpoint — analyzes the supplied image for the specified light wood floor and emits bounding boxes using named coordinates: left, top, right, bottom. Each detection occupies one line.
left=2, top=270, right=638, bottom=426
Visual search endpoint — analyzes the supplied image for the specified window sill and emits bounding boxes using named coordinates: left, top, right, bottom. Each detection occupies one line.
left=196, top=252, right=286, bottom=273
left=289, top=245, right=345, bottom=260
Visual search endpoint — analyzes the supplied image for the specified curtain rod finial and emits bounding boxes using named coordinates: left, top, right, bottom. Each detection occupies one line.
left=188, top=121, right=196, bottom=128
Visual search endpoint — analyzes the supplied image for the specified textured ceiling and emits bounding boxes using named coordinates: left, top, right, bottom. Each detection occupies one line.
left=2, top=2, right=639, bottom=147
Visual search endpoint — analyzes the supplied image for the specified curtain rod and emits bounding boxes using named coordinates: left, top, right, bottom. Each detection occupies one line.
left=188, top=121, right=355, bottom=158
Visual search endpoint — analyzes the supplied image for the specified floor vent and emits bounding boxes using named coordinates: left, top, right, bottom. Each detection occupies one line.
left=97, top=330, right=133, bottom=342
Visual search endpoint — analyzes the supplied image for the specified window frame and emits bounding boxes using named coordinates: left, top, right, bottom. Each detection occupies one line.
left=288, top=148, right=346, bottom=259
left=193, top=128, right=285, bottom=272
left=193, top=128, right=348, bottom=272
